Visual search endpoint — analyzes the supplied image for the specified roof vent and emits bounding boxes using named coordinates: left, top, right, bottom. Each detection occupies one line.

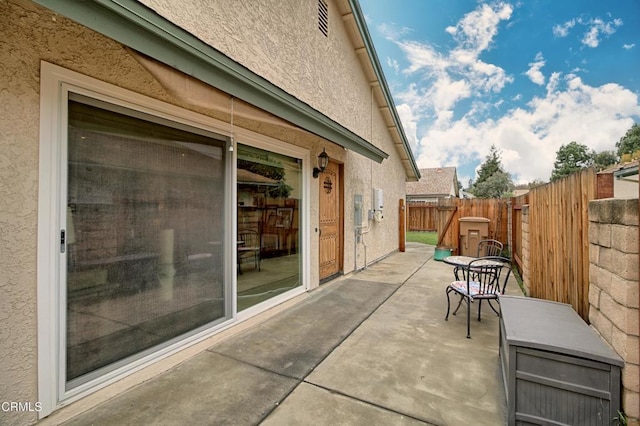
left=318, top=0, right=328, bottom=37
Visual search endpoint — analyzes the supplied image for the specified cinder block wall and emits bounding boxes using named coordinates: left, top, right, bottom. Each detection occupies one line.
left=588, top=199, right=639, bottom=423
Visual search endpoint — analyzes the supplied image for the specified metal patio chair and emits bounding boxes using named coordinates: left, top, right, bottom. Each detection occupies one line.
left=477, top=239, right=503, bottom=257
left=454, top=239, right=504, bottom=280
left=445, top=256, right=509, bottom=338
left=237, top=229, right=261, bottom=273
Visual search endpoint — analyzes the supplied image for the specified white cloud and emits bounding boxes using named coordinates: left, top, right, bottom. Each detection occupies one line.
left=399, top=40, right=449, bottom=75
left=623, top=43, right=635, bottom=50
left=553, top=19, right=576, bottom=37
left=525, top=52, right=546, bottom=85
left=432, top=78, right=471, bottom=111
left=412, top=76, right=640, bottom=184
left=395, top=2, right=514, bottom=118
left=377, top=22, right=412, bottom=41
left=545, top=71, right=561, bottom=95
left=395, top=103, right=419, bottom=151
left=579, top=17, right=623, bottom=48
left=553, top=16, right=623, bottom=48
left=377, top=3, right=639, bottom=185
left=387, top=57, right=400, bottom=74
left=446, top=3, right=513, bottom=54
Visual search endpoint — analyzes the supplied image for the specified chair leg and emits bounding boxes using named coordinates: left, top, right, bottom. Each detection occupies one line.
left=466, top=296, right=471, bottom=338
left=487, top=299, right=500, bottom=316
left=445, top=288, right=452, bottom=320
left=477, top=300, right=482, bottom=321
left=452, top=295, right=465, bottom=316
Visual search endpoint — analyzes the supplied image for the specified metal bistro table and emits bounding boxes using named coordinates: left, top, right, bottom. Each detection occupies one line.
left=442, top=255, right=504, bottom=268
left=442, top=255, right=507, bottom=282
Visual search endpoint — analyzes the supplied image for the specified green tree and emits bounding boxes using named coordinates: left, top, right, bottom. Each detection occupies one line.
left=473, top=171, right=514, bottom=198
left=515, top=179, right=546, bottom=190
left=592, top=150, right=618, bottom=171
left=550, top=141, right=593, bottom=182
left=615, top=123, right=640, bottom=158
left=470, top=145, right=514, bottom=198
left=475, top=145, right=504, bottom=187
left=527, top=179, right=546, bottom=188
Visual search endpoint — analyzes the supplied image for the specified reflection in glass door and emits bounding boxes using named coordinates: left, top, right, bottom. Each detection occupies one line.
left=236, top=144, right=302, bottom=310
left=66, top=98, right=227, bottom=387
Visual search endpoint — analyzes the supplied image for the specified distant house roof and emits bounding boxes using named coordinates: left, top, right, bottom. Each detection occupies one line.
left=599, top=160, right=639, bottom=177
left=406, top=167, right=458, bottom=198
left=597, top=160, right=639, bottom=199
left=598, top=160, right=638, bottom=176
left=237, top=169, right=278, bottom=186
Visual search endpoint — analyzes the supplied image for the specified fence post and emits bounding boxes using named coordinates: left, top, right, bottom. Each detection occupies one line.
left=399, top=199, right=405, bottom=252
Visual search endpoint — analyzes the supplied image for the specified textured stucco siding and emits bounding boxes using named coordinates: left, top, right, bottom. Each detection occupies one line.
left=139, top=0, right=374, bottom=143
left=1, top=0, right=408, bottom=422
left=138, top=0, right=406, bottom=267
left=0, top=1, right=195, bottom=424
left=343, top=111, right=407, bottom=272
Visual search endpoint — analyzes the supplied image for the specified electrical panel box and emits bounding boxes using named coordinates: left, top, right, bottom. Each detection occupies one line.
left=373, top=188, right=384, bottom=211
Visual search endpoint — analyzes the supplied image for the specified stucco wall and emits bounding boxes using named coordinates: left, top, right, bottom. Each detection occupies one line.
left=1, top=0, right=409, bottom=423
left=137, top=0, right=407, bottom=271
left=615, top=176, right=640, bottom=199
left=0, top=1, right=181, bottom=424
left=343, top=139, right=407, bottom=272
left=588, top=199, right=639, bottom=423
left=0, top=1, right=269, bottom=423
left=140, top=0, right=373, bottom=142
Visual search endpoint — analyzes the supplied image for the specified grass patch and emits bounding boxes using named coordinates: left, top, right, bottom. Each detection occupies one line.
left=406, top=231, right=438, bottom=245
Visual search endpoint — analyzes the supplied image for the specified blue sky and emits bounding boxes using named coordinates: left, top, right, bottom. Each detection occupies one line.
left=359, top=0, right=640, bottom=185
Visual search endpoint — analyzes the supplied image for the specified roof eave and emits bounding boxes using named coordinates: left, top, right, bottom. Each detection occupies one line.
left=33, top=0, right=389, bottom=163
left=347, top=0, right=421, bottom=181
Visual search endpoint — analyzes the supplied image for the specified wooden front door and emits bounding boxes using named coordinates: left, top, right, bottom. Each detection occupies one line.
left=319, top=160, right=342, bottom=280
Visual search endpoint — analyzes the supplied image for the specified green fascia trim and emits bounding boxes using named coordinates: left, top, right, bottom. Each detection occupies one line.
left=614, top=165, right=638, bottom=178
left=33, top=0, right=388, bottom=163
left=349, top=0, right=421, bottom=179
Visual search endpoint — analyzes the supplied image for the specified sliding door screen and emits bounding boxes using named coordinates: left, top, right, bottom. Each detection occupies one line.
left=66, top=98, right=227, bottom=386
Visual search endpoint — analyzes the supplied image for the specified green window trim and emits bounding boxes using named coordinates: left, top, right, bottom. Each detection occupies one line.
left=35, top=0, right=389, bottom=163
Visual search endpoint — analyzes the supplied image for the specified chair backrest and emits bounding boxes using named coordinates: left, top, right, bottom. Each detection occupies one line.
left=238, top=229, right=259, bottom=248
left=465, top=256, right=507, bottom=295
left=477, top=239, right=503, bottom=257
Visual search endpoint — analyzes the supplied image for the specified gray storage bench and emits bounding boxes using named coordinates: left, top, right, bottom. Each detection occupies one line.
left=499, top=295, right=624, bottom=425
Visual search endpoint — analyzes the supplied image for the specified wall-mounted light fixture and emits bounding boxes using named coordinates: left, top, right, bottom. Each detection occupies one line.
left=313, top=148, right=329, bottom=178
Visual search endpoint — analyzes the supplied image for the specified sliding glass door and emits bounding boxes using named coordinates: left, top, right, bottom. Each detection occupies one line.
left=66, top=97, right=228, bottom=387
left=236, top=144, right=302, bottom=310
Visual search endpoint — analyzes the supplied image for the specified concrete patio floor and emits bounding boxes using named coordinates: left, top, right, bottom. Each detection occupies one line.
left=52, top=242, right=523, bottom=425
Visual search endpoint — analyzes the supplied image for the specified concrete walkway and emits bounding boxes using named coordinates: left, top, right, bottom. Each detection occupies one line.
left=59, top=243, right=522, bottom=425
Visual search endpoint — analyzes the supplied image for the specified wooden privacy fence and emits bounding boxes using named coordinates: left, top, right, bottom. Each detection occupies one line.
left=527, top=168, right=596, bottom=320
left=406, top=168, right=600, bottom=321
left=510, top=193, right=529, bottom=274
left=407, top=203, right=438, bottom=231
left=407, top=198, right=509, bottom=252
